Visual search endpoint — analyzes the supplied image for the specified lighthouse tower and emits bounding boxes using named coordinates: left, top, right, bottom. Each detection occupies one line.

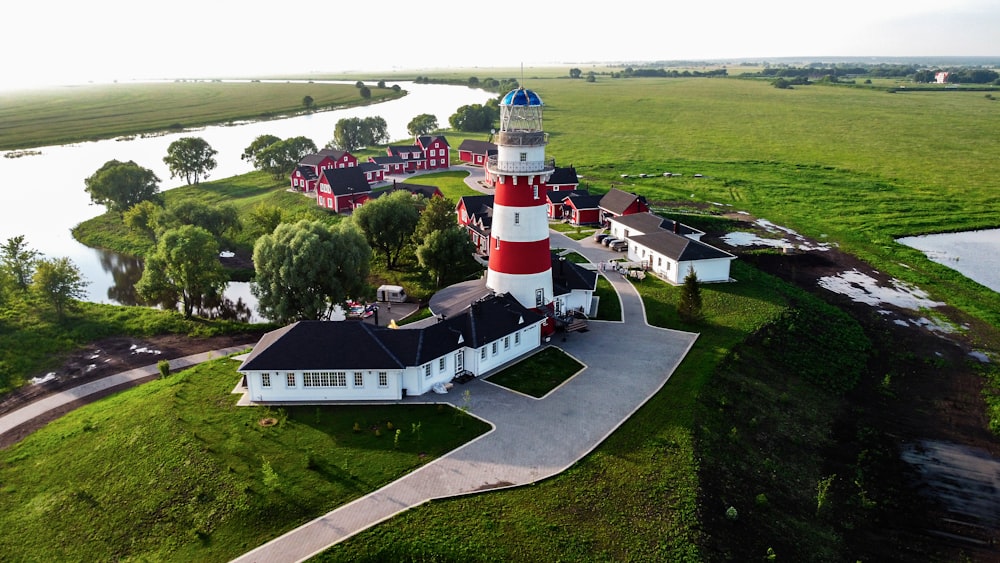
left=485, top=88, right=555, bottom=310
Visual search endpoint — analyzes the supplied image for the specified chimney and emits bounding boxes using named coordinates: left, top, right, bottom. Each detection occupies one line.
left=673, top=221, right=679, bottom=234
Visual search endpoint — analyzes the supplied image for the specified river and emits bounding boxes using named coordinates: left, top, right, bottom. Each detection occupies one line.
left=0, top=81, right=494, bottom=321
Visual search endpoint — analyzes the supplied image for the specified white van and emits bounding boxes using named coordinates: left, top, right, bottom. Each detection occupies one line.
left=376, top=284, right=407, bottom=303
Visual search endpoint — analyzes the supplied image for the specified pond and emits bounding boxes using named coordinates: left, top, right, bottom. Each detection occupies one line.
left=0, top=80, right=494, bottom=321
left=897, top=229, right=1000, bottom=294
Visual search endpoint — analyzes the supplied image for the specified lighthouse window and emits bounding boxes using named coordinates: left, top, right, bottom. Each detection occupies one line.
left=514, top=212, right=520, bottom=225
left=520, top=152, right=527, bottom=162
left=532, top=185, right=539, bottom=199
left=535, top=289, right=545, bottom=306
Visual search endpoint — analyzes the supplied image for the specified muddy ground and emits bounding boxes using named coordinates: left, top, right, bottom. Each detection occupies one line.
left=709, top=212, right=1000, bottom=560
left=0, top=331, right=265, bottom=448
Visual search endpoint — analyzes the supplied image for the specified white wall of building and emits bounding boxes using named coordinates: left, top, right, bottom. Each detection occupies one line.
left=245, top=369, right=403, bottom=402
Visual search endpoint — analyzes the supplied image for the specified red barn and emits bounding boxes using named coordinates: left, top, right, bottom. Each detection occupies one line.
left=457, top=139, right=497, bottom=166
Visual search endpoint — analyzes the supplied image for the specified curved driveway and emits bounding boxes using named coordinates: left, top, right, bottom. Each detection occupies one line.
left=233, top=227, right=698, bottom=562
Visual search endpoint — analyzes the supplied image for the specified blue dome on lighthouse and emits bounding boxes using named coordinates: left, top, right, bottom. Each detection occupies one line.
left=501, top=88, right=543, bottom=107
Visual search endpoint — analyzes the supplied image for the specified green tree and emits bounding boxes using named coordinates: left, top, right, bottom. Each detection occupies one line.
left=413, top=196, right=456, bottom=241
left=251, top=220, right=371, bottom=322
left=1, top=235, right=40, bottom=290
left=254, top=136, right=317, bottom=179
left=569, top=68, right=582, bottom=78
left=135, top=225, right=227, bottom=318
left=449, top=103, right=497, bottom=132
left=416, top=227, right=476, bottom=287
left=163, top=137, right=217, bottom=185
left=351, top=189, right=420, bottom=269
left=164, top=200, right=241, bottom=238
left=241, top=134, right=281, bottom=163
left=302, top=95, right=314, bottom=110
left=359, top=86, right=371, bottom=99
left=677, top=267, right=703, bottom=323
left=407, top=113, right=439, bottom=137
left=32, top=257, right=88, bottom=321
left=122, top=200, right=164, bottom=241
left=586, top=73, right=596, bottom=83
left=332, top=117, right=388, bottom=152
left=245, top=202, right=284, bottom=240
left=84, top=160, right=161, bottom=216
left=377, top=80, right=386, bottom=88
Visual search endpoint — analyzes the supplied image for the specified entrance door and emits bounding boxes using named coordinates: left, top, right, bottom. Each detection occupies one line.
left=455, top=351, right=464, bottom=374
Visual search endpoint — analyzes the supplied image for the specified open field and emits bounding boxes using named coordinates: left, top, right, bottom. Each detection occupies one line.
left=0, top=81, right=400, bottom=150
left=0, top=356, right=489, bottom=562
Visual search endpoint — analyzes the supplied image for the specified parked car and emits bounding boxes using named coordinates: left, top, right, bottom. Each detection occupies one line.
left=594, top=233, right=609, bottom=243
left=603, top=237, right=620, bottom=247
left=610, top=240, right=629, bottom=251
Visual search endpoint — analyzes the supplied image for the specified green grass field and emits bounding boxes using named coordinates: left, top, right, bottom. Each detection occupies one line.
left=0, top=81, right=401, bottom=150
left=485, top=346, right=584, bottom=397
left=0, top=356, right=489, bottom=562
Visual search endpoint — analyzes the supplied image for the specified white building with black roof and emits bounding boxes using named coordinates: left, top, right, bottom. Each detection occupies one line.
left=608, top=213, right=735, bottom=284
left=237, top=293, right=545, bottom=403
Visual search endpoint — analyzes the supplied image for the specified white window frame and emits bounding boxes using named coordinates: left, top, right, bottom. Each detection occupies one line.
left=378, top=372, right=388, bottom=388
left=354, top=372, right=364, bottom=387
left=424, top=364, right=432, bottom=378
left=504, top=336, right=510, bottom=350
left=438, top=357, right=446, bottom=371
left=492, top=342, right=498, bottom=355
left=481, top=347, right=487, bottom=360
left=285, top=373, right=296, bottom=388
left=515, top=331, right=520, bottom=345
left=261, top=373, right=271, bottom=387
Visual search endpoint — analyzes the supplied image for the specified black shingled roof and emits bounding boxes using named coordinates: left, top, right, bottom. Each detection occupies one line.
left=239, top=294, right=544, bottom=373
left=319, top=167, right=371, bottom=196
left=548, top=166, right=579, bottom=185
left=458, top=139, right=497, bottom=154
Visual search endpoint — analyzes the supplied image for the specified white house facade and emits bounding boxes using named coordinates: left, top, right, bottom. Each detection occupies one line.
left=238, top=294, right=545, bottom=403
left=607, top=213, right=735, bottom=284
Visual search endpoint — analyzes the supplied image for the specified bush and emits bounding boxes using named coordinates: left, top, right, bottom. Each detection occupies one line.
left=157, top=360, right=170, bottom=378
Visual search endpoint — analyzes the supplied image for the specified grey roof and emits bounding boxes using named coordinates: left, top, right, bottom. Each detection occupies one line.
left=458, top=139, right=497, bottom=154
left=357, top=161, right=383, bottom=173
left=317, top=148, right=351, bottom=159
left=387, top=145, right=422, bottom=156
left=628, top=231, right=735, bottom=261
left=599, top=188, right=647, bottom=215
left=239, top=294, right=544, bottom=372
left=611, top=212, right=703, bottom=237
left=548, top=166, right=579, bottom=186
left=319, top=167, right=371, bottom=196
left=369, top=155, right=405, bottom=165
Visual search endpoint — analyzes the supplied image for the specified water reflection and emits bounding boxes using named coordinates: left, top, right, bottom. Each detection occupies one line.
left=95, top=247, right=257, bottom=321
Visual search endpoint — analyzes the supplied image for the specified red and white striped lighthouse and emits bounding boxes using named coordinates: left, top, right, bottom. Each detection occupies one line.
left=485, top=88, right=555, bottom=310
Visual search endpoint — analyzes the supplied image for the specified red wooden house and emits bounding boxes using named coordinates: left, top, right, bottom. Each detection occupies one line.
left=416, top=135, right=451, bottom=170
left=599, top=188, right=649, bottom=223
left=369, top=155, right=407, bottom=175
left=317, top=167, right=372, bottom=213
left=457, top=139, right=497, bottom=166
left=386, top=145, right=425, bottom=172
left=293, top=150, right=359, bottom=192
left=546, top=189, right=589, bottom=219
left=357, top=161, right=386, bottom=184
left=564, top=193, right=603, bottom=225
left=290, top=166, right=319, bottom=192
left=456, top=194, right=494, bottom=256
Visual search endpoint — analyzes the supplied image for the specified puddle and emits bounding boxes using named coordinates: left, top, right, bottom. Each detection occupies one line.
left=817, top=269, right=945, bottom=310
left=129, top=345, right=162, bottom=355
left=29, top=373, right=58, bottom=385
left=898, top=229, right=1000, bottom=294
left=722, top=217, right=834, bottom=252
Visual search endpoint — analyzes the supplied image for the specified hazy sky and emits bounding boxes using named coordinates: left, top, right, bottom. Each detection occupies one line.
left=3, top=0, right=997, bottom=89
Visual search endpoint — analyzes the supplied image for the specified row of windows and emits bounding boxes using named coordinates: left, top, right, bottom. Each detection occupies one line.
left=261, top=372, right=389, bottom=389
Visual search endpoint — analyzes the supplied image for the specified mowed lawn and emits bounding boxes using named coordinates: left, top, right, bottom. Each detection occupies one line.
left=0, top=81, right=401, bottom=149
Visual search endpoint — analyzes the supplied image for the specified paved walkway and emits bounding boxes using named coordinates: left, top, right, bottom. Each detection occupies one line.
left=0, top=345, right=253, bottom=438
left=233, top=230, right=698, bottom=563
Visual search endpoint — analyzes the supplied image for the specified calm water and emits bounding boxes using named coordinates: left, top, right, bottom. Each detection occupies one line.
left=897, top=229, right=1000, bottom=293
left=0, top=81, right=493, bottom=320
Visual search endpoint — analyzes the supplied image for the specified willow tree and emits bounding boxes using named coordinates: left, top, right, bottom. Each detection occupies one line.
left=252, top=220, right=371, bottom=322
left=135, top=225, right=227, bottom=318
